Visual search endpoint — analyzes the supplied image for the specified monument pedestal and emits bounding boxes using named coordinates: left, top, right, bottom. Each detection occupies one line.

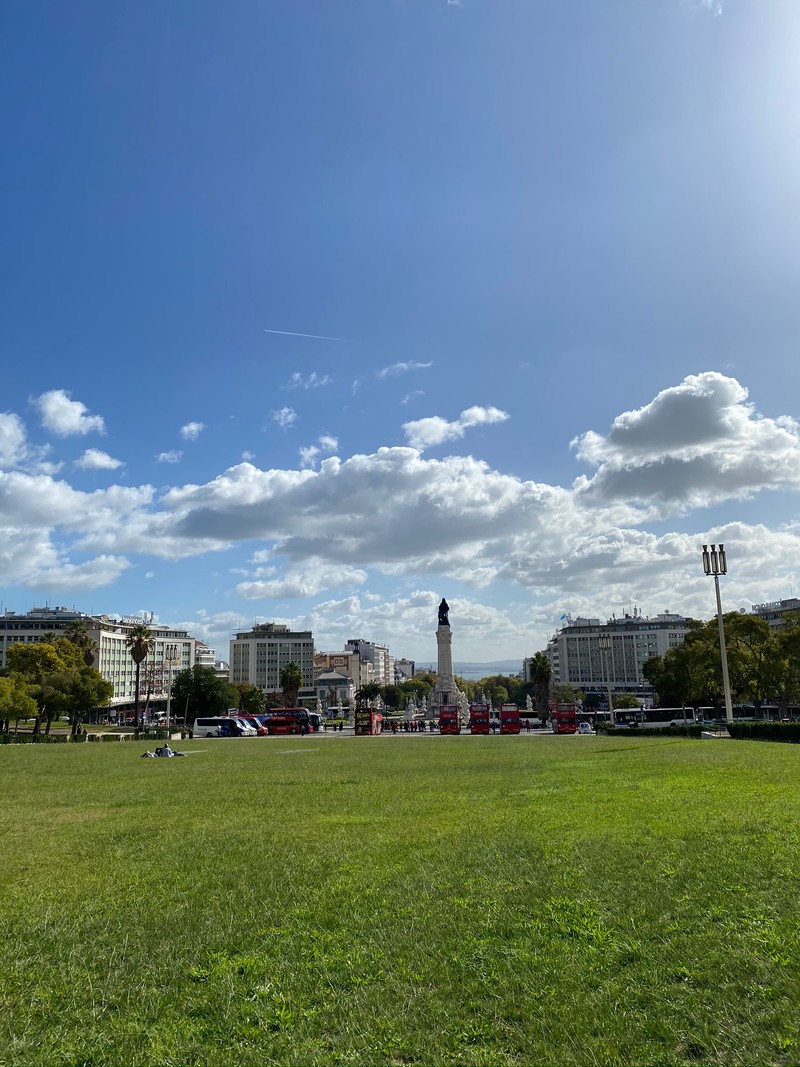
left=430, top=624, right=461, bottom=717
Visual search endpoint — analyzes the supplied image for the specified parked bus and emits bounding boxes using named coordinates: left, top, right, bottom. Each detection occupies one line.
left=499, top=704, right=521, bottom=734
left=469, top=703, right=491, bottom=734
left=613, top=708, right=693, bottom=729
left=438, top=705, right=461, bottom=734
left=263, top=708, right=310, bottom=735
left=551, top=703, right=578, bottom=734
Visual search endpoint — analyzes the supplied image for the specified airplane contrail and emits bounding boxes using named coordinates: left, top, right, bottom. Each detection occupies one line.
left=263, top=328, right=355, bottom=342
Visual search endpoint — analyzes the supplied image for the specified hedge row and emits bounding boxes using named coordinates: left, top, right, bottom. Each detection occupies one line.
left=0, top=732, right=134, bottom=745
left=727, top=721, right=800, bottom=744
left=596, top=724, right=703, bottom=739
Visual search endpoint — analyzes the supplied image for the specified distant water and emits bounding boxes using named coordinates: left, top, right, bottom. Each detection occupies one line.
left=417, top=660, right=523, bottom=680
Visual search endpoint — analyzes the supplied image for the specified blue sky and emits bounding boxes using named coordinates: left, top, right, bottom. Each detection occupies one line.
left=3, top=0, right=800, bottom=662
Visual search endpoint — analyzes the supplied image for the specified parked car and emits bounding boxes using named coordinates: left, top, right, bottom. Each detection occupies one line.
left=577, top=722, right=594, bottom=735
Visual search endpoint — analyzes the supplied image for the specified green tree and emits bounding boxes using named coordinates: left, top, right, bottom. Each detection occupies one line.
left=65, top=619, right=98, bottom=666
left=235, top=683, right=266, bottom=715
left=0, top=675, right=38, bottom=733
left=65, top=667, right=114, bottom=735
left=381, top=684, right=403, bottom=710
left=550, top=683, right=585, bottom=706
left=613, top=694, right=641, bottom=709
left=7, top=638, right=86, bottom=733
left=279, top=662, right=304, bottom=707
left=528, top=652, right=552, bottom=723
left=125, top=623, right=154, bottom=735
left=355, top=683, right=381, bottom=707
left=172, top=665, right=239, bottom=723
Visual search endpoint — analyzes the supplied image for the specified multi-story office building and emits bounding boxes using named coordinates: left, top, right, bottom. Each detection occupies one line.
left=542, top=610, right=691, bottom=699
left=345, top=638, right=394, bottom=687
left=229, top=622, right=315, bottom=696
left=750, top=598, right=800, bottom=629
left=0, top=606, right=195, bottom=712
left=394, top=658, right=416, bottom=683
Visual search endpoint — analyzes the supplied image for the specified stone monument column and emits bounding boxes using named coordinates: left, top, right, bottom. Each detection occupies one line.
left=430, top=598, right=461, bottom=717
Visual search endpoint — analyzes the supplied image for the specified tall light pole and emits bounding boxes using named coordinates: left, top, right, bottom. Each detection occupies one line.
left=597, top=634, right=614, bottom=726
left=701, top=544, right=734, bottom=725
left=164, top=643, right=179, bottom=731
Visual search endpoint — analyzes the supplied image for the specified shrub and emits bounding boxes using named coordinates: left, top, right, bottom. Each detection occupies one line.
left=728, top=720, right=800, bottom=743
left=596, top=724, right=702, bottom=739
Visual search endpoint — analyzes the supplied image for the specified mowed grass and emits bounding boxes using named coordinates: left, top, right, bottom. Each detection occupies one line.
left=2, top=735, right=800, bottom=1066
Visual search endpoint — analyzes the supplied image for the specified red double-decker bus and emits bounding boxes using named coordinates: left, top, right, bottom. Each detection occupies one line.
left=438, top=705, right=461, bottom=734
left=264, top=708, right=310, bottom=735
left=499, top=704, right=521, bottom=734
left=551, top=703, right=578, bottom=734
left=469, top=703, right=491, bottom=734
left=355, top=707, right=383, bottom=735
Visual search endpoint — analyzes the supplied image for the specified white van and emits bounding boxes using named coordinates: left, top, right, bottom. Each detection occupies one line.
left=190, top=716, right=256, bottom=738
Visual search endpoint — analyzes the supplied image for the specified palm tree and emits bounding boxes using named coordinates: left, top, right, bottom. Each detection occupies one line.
left=279, top=662, right=304, bottom=707
left=355, top=682, right=382, bottom=707
left=529, top=651, right=552, bottom=724
left=65, top=619, right=98, bottom=667
left=126, top=622, right=155, bottom=735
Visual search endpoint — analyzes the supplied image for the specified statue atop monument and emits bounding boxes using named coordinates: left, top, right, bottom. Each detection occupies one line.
left=438, top=598, right=450, bottom=627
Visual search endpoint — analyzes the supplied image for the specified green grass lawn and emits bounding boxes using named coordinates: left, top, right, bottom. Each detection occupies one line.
left=2, top=733, right=800, bottom=1066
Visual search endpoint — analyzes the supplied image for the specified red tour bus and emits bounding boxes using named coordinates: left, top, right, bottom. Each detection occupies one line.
left=551, top=703, right=578, bottom=734
left=355, top=707, right=383, bottom=735
left=469, top=703, right=491, bottom=734
left=438, top=705, right=461, bottom=734
left=499, top=704, right=521, bottom=734
left=264, top=708, right=310, bottom=735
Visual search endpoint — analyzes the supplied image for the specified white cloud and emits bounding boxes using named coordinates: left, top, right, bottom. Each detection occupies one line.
left=571, top=372, right=800, bottom=514
left=377, top=361, right=433, bottom=378
left=241, top=450, right=255, bottom=461
left=156, top=450, right=183, bottom=464
left=34, top=390, right=105, bottom=437
left=283, top=372, right=332, bottom=390
left=180, top=421, right=206, bottom=441
left=75, top=448, right=124, bottom=471
left=299, top=435, right=339, bottom=469
left=0, top=413, right=27, bottom=468
left=271, top=407, right=298, bottom=429
left=401, top=391, right=425, bottom=405
left=403, top=405, right=509, bottom=450
left=236, top=560, right=367, bottom=599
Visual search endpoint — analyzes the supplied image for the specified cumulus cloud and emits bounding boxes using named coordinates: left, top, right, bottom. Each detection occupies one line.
left=75, top=449, right=124, bottom=471
left=283, top=372, right=332, bottom=390
left=299, top=435, right=339, bottom=469
left=271, top=407, right=298, bottom=428
left=572, top=372, right=800, bottom=513
left=403, top=405, right=509, bottom=450
left=34, top=390, right=105, bottom=436
left=0, top=413, right=27, bottom=468
left=236, top=560, right=367, bottom=599
left=377, top=361, right=433, bottom=378
left=156, top=450, right=183, bottom=464
left=180, top=421, right=206, bottom=441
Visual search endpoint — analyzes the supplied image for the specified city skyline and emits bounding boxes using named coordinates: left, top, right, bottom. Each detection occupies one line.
left=3, top=2, right=800, bottom=661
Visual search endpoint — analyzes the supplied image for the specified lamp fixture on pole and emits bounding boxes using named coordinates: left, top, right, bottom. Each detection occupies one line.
left=701, top=544, right=734, bottom=725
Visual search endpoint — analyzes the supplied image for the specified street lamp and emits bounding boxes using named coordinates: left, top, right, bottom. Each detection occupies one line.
left=597, top=634, right=614, bottom=726
left=701, top=544, right=734, bottom=725
left=164, top=643, right=179, bottom=731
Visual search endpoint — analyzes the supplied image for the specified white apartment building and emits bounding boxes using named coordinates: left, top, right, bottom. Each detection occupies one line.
left=229, top=622, right=315, bottom=695
left=542, top=610, right=691, bottom=698
left=0, top=606, right=195, bottom=711
left=345, top=638, right=394, bottom=687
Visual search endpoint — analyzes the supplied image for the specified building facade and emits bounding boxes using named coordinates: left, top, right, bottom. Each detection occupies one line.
left=543, top=611, right=691, bottom=699
left=229, top=622, right=315, bottom=695
left=345, top=638, right=394, bottom=688
left=0, top=606, right=195, bottom=712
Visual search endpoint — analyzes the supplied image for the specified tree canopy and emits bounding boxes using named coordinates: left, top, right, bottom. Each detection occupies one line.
left=171, top=665, right=239, bottom=722
left=279, top=662, right=304, bottom=706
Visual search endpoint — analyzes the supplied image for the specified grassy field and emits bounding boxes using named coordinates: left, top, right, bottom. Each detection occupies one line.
left=2, top=733, right=800, bottom=1066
